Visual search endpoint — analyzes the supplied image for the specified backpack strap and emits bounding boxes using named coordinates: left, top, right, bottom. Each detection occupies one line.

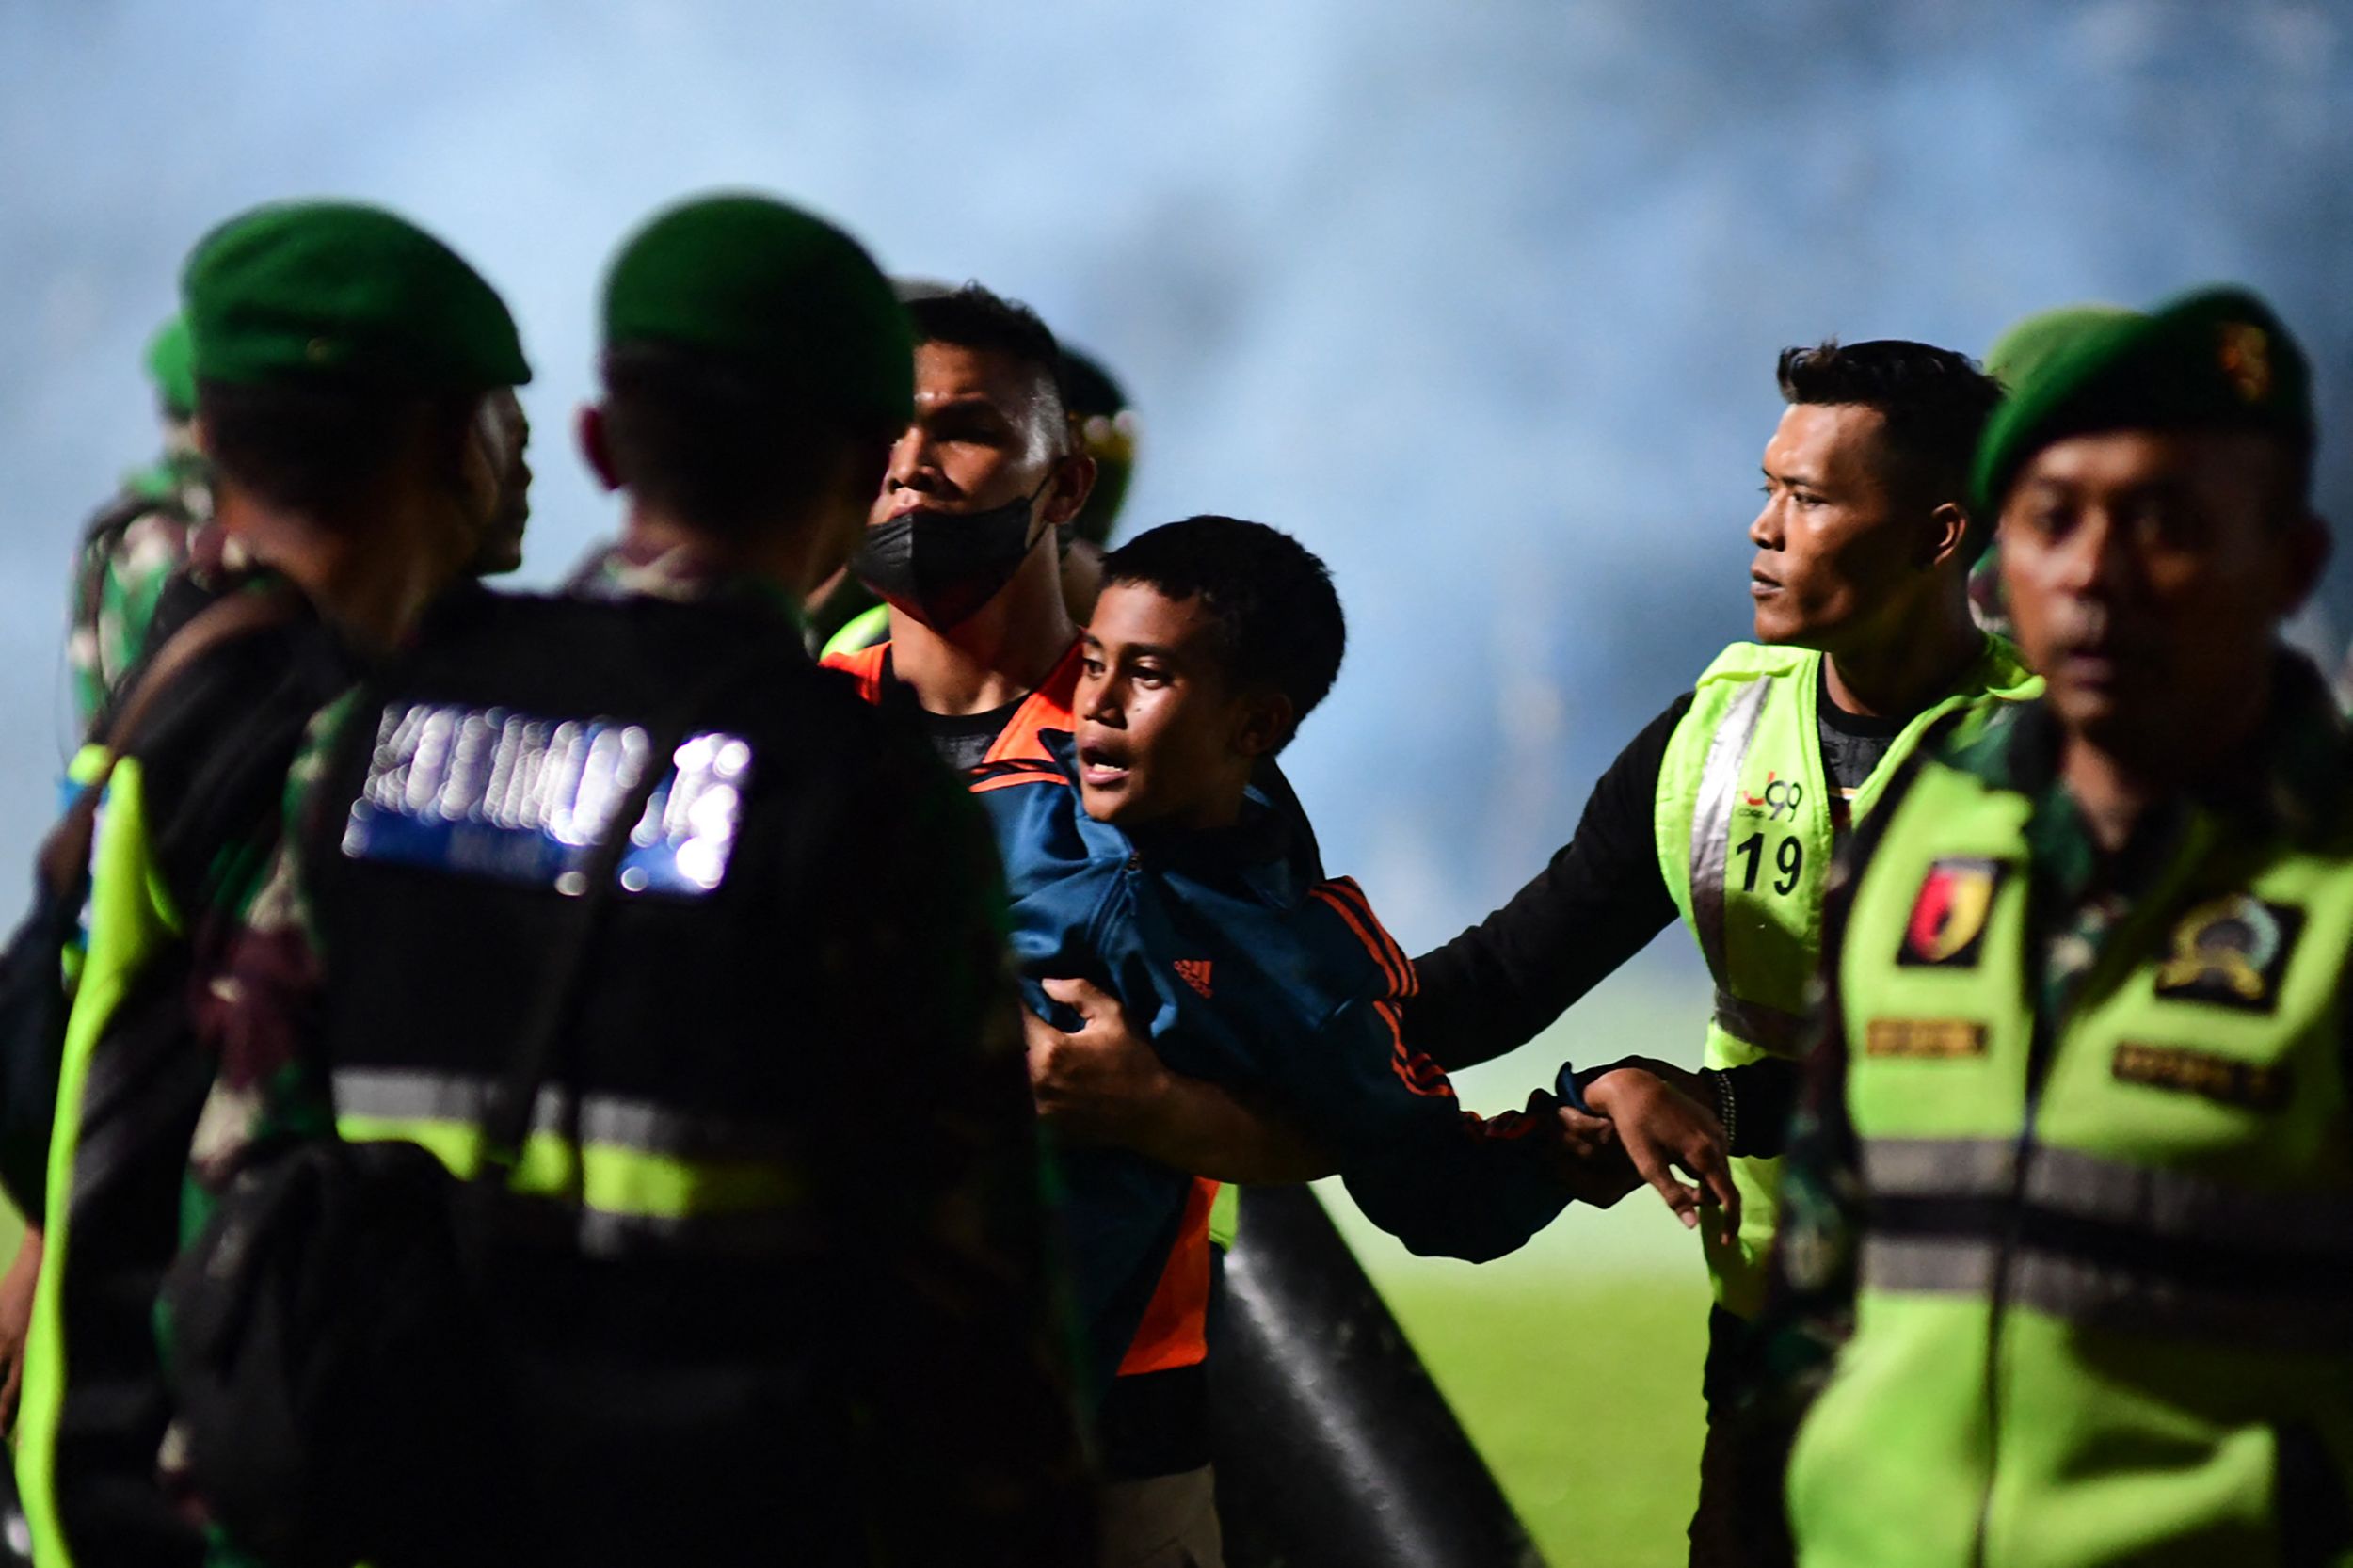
left=38, top=586, right=305, bottom=896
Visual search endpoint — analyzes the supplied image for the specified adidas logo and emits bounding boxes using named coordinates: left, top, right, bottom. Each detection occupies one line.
left=1174, top=959, right=1213, bottom=998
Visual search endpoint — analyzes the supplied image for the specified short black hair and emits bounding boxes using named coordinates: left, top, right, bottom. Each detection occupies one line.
left=1100, top=516, right=1345, bottom=751
left=196, top=377, right=476, bottom=524
left=600, top=341, right=877, bottom=539
left=1777, top=339, right=2006, bottom=563
left=906, top=282, right=1067, bottom=425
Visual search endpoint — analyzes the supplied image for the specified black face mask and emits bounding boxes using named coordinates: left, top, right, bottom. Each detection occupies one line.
left=849, top=482, right=1050, bottom=631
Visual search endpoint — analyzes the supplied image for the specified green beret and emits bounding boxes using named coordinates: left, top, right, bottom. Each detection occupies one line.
left=143, top=313, right=197, bottom=417
left=1983, top=302, right=2138, bottom=392
left=183, top=201, right=528, bottom=392
left=602, top=193, right=911, bottom=429
left=1973, top=286, right=2313, bottom=515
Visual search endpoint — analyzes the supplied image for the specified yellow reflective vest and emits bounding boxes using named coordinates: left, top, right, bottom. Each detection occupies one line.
left=1787, top=734, right=2353, bottom=1568
left=1654, top=637, right=2040, bottom=1315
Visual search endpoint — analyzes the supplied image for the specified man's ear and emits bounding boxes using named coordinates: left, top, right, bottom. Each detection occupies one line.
left=1233, top=690, right=1295, bottom=760
left=1926, top=502, right=1972, bottom=571
left=1040, top=450, right=1099, bottom=528
left=577, top=403, right=621, bottom=493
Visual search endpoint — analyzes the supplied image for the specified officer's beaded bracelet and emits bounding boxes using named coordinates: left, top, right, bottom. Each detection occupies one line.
left=1702, top=1066, right=1737, bottom=1154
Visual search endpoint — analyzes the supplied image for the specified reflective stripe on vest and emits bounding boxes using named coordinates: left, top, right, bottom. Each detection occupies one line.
left=334, top=1068, right=817, bottom=1259
left=21, top=757, right=183, bottom=1568
left=1687, top=676, right=1771, bottom=990
left=1854, top=1136, right=2353, bottom=1353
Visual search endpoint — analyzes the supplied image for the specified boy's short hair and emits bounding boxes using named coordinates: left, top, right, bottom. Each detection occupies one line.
left=1101, top=515, right=1345, bottom=751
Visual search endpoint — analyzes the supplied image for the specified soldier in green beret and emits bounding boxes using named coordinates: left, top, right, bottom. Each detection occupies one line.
left=1765, top=286, right=2352, bottom=1568
left=169, top=192, right=1092, bottom=1567
left=16, top=200, right=529, bottom=1568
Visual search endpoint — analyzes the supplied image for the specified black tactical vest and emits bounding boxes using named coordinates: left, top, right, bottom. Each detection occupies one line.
left=307, top=587, right=906, bottom=1567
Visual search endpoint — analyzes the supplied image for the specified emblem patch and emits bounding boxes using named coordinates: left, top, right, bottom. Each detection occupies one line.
left=1897, top=857, right=2007, bottom=968
left=2151, top=894, right=2303, bottom=1013
left=1864, top=1018, right=1988, bottom=1059
left=1174, top=959, right=1214, bottom=999
left=2112, top=1041, right=2291, bottom=1112
left=2217, top=321, right=2272, bottom=405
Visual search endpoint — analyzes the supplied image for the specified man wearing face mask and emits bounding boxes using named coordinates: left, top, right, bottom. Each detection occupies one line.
left=825, top=283, right=1096, bottom=767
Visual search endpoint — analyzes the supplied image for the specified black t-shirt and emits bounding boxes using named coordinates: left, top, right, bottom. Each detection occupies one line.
left=1814, top=660, right=1902, bottom=833
left=875, top=648, right=1030, bottom=771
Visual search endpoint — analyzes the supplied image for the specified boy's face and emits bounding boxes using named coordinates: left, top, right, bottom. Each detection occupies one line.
left=1076, top=583, right=1285, bottom=830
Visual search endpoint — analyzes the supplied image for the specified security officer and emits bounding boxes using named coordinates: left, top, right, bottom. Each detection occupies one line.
left=1771, top=286, right=2351, bottom=1568
left=1398, top=339, right=2038, bottom=1566
left=20, top=200, right=528, bottom=1568
left=65, top=314, right=220, bottom=739
left=175, top=193, right=1092, bottom=1567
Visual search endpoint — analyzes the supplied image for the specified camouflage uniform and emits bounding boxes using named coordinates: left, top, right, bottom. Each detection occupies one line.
left=64, top=446, right=234, bottom=737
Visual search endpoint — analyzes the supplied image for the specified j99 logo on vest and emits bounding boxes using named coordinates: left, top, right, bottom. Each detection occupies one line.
left=1742, top=773, right=1804, bottom=821
left=1735, top=832, right=1802, bottom=896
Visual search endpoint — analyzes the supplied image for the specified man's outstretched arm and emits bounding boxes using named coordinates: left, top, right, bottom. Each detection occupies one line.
left=1404, top=693, right=1690, bottom=1069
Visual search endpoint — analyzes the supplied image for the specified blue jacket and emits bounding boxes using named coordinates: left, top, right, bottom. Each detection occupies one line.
left=975, top=734, right=1574, bottom=1389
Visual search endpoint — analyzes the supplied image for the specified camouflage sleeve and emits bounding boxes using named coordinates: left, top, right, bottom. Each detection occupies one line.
left=816, top=733, right=1095, bottom=1566
left=68, top=504, right=201, bottom=740
left=184, top=692, right=360, bottom=1210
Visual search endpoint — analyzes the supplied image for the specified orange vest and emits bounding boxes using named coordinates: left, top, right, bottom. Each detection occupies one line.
left=823, top=635, right=1215, bottom=1378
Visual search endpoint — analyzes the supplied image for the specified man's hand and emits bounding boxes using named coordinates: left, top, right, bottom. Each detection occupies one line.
left=1583, top=1061, right=1739, bottom=1243
left=0, top=1227, right=42, bottom=1432
left=1554, top=1108, right=1644, bottom=1208
left=1023, top=976, right=1172, bottom=1146
left=1022, top=977, right=1333, bottom=1182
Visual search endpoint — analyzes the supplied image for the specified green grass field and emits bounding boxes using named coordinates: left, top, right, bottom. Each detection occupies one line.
left=1321, top=978, right=1718, bottom=1567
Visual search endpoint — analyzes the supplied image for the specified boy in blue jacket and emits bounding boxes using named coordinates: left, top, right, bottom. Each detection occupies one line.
left=978, top=514, right=1630, bottom=1561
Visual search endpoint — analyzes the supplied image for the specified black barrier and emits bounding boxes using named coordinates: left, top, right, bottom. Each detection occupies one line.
left=1208, top=1184, right=1546, bottom=1568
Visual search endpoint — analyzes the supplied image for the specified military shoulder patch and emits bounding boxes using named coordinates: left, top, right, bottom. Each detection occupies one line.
left=2112, top=1041, right=2291, bottom=1112
left=1897, top=857, right=2008, bottom=968
left=1864, top=1017, right=1988, bottom=1059
left=2151, top=894, right=2303, bottom=1014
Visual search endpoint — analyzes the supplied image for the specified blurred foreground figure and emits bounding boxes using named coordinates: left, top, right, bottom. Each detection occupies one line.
left=1402, top=340, right=2031, bottom=1567
left=19, top=201, right=529, bottom=1568
left=1768, top=287, right=2352, bottom=1568
left=166, top=194, right=1091, bottom=1568
left=1966, top=305, right=2139, bottom=642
